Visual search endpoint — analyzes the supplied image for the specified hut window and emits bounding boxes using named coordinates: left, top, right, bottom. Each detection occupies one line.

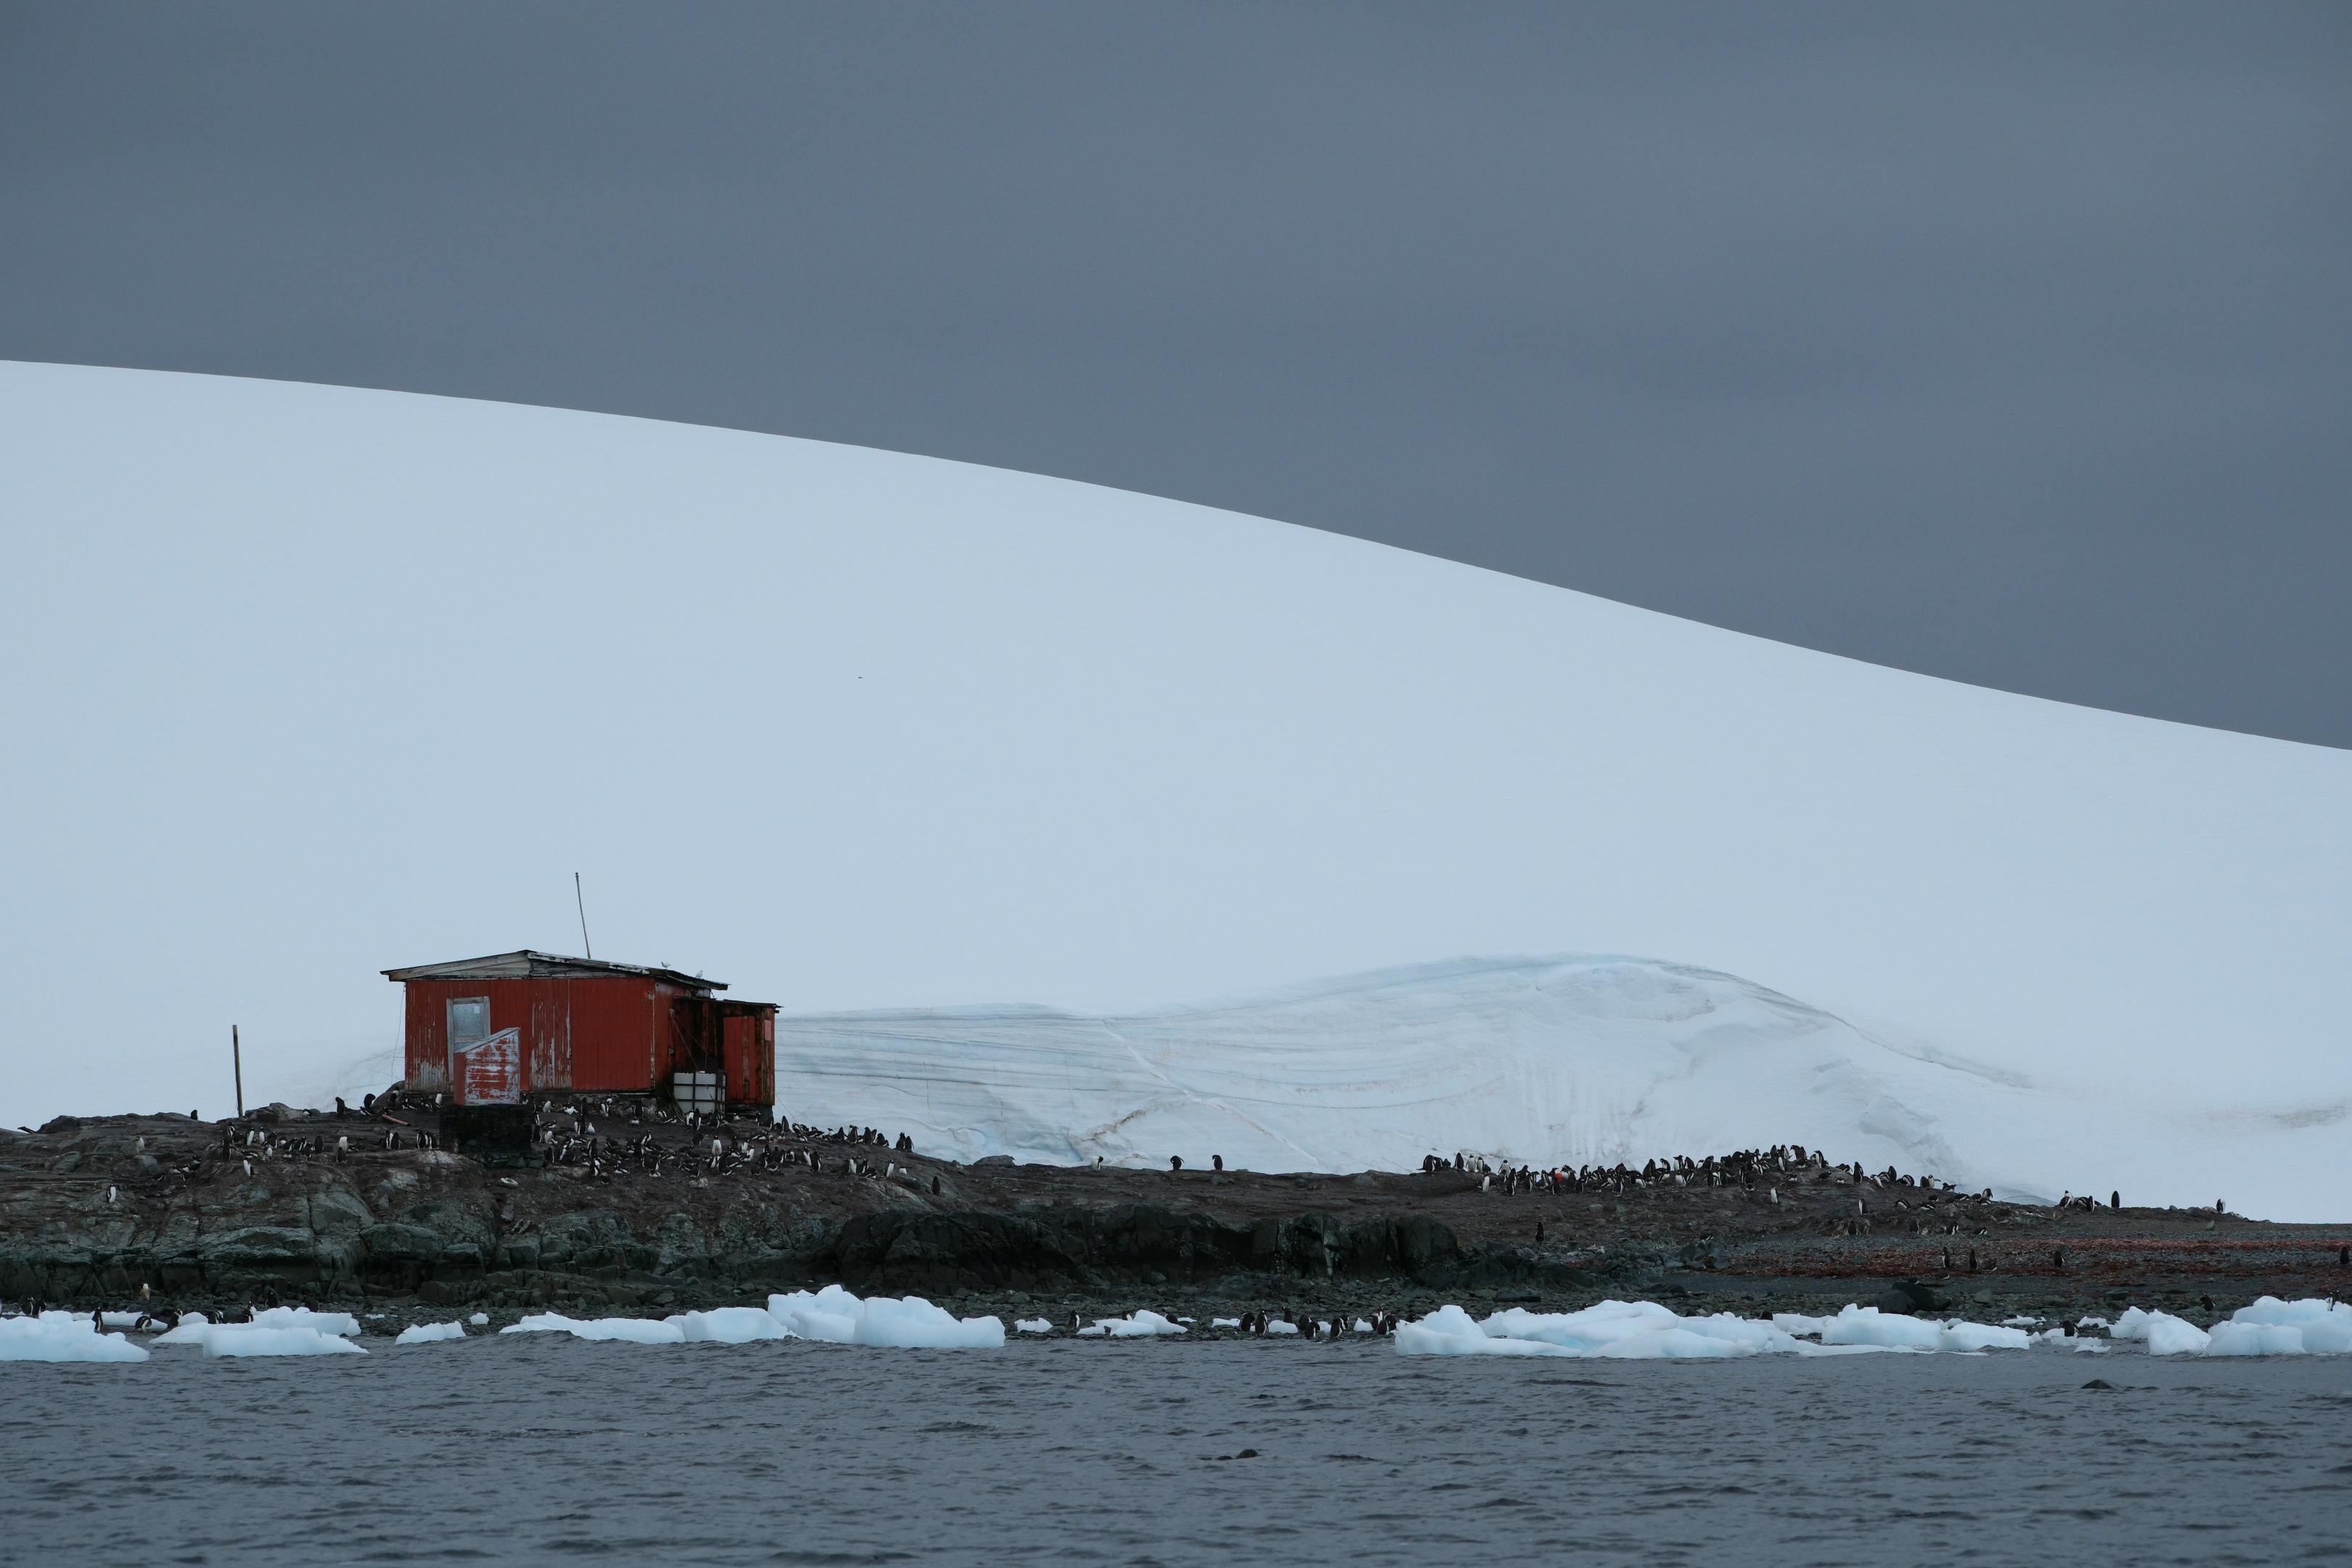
left=448, top=997, right=491, bottom=1048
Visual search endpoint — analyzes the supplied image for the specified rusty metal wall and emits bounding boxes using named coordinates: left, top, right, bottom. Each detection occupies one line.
left=401, top=976, right=680, bottom=1095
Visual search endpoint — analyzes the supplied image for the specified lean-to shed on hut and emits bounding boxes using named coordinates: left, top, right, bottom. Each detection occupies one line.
left=384, top=950, right=775, bottom=1111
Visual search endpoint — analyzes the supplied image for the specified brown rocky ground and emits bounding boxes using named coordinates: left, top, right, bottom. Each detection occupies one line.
left=6, top=1107, right=2346, bottom=1333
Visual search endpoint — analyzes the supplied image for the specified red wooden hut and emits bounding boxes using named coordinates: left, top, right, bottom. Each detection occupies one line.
left=384, top=950, right=775, bottom=1110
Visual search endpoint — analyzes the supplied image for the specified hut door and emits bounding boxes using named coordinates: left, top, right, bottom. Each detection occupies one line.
left=447, top=997, right=490, bottom=1087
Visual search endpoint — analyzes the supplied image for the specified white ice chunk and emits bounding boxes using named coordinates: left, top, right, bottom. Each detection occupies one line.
left=1014, top=1318, right=1055, bottom=1334
left=1077, top=1324, right=1106, bottom=1336
left=502, top=1312, right=686, bottom=1344
left=196, top=1325, right=368, bottom=1357
left=2109, top=1307, right=2153, bottom=1342
left=0, top=1316, right=150, bottom=1363
left=2205, top=1321, right=2306, bottom=1357
left=1087, top=1310, right=1187, bottom=1338
left=242, top=1307, right=362, bottom=1336
left=1394, top=1305, right=1569, bottom=1357
left=99, top=1311, right=144, bottom=1328
left=764, top=1286, right=1005, bottom=1348
left=1265, top=1319, right=1300, bottom=1336
left=1211, top=1317, right=1241, bottom=1328
left=468, top=1312, right=489, bottom=1326
left=668, top=1307, right=789, bottom=1343
left=2143, top=1312, right=2211, bottom=1356
left=394, top=1320, right=467, bottom=1345
left=1353, top=1318, right=1374, bottom=1333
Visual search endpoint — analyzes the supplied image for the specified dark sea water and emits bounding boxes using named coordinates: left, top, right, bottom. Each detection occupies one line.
left=5, top=1337, right=2349, bottom=1567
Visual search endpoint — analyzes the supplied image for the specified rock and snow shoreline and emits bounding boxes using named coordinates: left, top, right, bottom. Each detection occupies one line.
left=7, top=1111, right=2348, bottom=1357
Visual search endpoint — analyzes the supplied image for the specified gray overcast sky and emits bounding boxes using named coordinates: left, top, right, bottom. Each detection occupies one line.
left=4, top=2, right=2345, bottom=745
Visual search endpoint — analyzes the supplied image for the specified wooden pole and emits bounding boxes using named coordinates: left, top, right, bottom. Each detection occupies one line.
left=232, top=1024, right=244, bottom=1119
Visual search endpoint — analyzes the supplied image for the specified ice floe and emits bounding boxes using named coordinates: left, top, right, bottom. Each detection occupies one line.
left=669, top=1307, right=790, bottom=1343
left=1402, top=1299, right=2035, bottom=1358
left=0, top=1315, right=150, bottom=1363
left=394, top=1320, right=469, bottom=1345
left=187, top=1325, right=367, bottom=1357
left=148, top=1306, right=365, bottom=1357
left=1077, top=1310, right=1188, bottom=1339
left=765, top=1286, right=1005, bottom=1348
left=502, top=1312, right=686, bottom=1344
left=1014, top=1318, right=1055, bottom=1334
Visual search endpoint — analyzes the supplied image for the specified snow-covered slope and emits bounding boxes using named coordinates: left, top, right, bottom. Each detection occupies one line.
left=780, top=954, right=2341, bottom=1211
left=1, top=363, right=2345, bottom=1216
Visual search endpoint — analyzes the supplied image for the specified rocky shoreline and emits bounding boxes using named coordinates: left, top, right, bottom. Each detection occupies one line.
left=7, top=1108, right=2347, bottom=1336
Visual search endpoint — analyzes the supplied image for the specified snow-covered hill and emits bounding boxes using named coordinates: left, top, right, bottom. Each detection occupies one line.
left=1, top=362, right=2345, bottom=1216
left=780, top=954, right=2342, bottom=1213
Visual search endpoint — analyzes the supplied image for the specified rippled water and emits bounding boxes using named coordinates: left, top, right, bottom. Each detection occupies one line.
left=6, top=1339, right=2349, bottom=1567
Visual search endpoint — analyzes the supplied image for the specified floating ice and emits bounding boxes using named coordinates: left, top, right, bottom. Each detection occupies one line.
left=1353, top=1318, right=1374, bottom=1334
left=468, top=1312, right=489, bottom=1326
left=2206, top=1322, right=2305, bottom=1357
left=2110, top=1307, right=2155, bottom=1342
left=765, top=1286, right=1004, bottom=1348
left=393, top=1320, right=468, bottom=1344
left=1014, top=1318, right=1055, bottom=1334
left=502, top=1312, right=686, bottom=1344
left=2142, top=1312, right=2212, bottom=1356
left=1400, top=1300, right=2040, bottom=1360
left=1211, top=1317, right=1241, bottom=1328
left=190, top=1325, right=367, bottom=1357
left=0, top=1316, right=149, bottom=1363
left=99, top=1311, right=144, bottom=1328
left=1082, top=1310, right=1187, bottom=1339
left=669, top=1307, right=789, bottom=1344
left=1807, top=1307, right=2029, bottom=1352
left=1265, top=1319, right=1300, bottom=1336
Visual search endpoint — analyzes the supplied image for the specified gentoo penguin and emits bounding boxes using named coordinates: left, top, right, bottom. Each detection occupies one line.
left=2111, top=1191, right=2120, bottom=1209
left=1170, top=1156, right=1183, bottom=1171
left=1212, top=1155, right=1223, bottom=1172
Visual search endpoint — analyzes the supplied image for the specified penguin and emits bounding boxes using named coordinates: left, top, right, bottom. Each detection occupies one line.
left=2110, top=1191, right=2120, bottom=1209
left=1170, top=1156, right=1183, bottom=1172
left=1212, top=1154, right=1223, bottom=1172
left=107, top=1185, right=118, bottom=1204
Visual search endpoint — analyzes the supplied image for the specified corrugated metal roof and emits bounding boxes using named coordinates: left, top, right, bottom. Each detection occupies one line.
left=382, top=950, right=726, bottom=991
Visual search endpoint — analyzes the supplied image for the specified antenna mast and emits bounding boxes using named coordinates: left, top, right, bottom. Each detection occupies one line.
left=574, top=872, right=594, bottom=959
